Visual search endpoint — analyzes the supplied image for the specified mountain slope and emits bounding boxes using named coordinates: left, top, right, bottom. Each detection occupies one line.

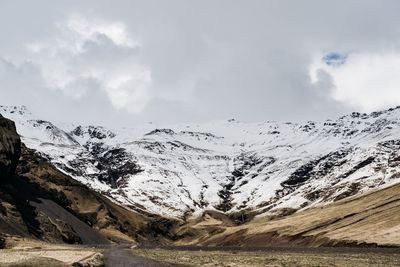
left=175, top=181, right=400, bottom=247
left=0, top=113, right=173, bottom=245
left=1, top=105, right=400, bottom=219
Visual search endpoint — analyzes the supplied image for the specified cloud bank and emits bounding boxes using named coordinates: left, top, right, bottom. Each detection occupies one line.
left=1, top=0, right=400, bottom=126
left=311, top=52, right=400, bottom=112
left=26, top=15, right=151, bottom=113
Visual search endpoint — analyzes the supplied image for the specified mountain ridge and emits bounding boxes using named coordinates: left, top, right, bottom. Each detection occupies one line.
left=1, top=105, right=400, bottom=220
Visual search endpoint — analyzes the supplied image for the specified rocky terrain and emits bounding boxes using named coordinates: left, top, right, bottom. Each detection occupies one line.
left=1, top=105, right=400, bottom=220
left=0, top=112, right=172, bottom=248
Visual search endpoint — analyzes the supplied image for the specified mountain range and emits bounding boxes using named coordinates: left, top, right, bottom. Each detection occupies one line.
left=1, top=105, right=399, bottom=223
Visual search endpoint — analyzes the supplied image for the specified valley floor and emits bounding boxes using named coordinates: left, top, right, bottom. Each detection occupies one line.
left=133, top=246, right=400, bottom=267
left=0, top=237, right=171, bottom=267
left=1, top=238, right=400, bottom=267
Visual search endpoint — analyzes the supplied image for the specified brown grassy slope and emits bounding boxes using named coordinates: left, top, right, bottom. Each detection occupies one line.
left=174, top=183, right=400, bottom=247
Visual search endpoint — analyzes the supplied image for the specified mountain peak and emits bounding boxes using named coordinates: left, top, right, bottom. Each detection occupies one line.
left=0, top=105, right=31, bottom=117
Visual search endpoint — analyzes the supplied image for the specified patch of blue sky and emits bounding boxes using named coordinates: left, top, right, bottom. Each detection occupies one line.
left=323, top=53, right=348, bottom=66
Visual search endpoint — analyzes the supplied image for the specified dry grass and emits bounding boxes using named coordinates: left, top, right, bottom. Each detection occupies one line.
left=194, top=214, right=223, bottom=227
left=99, top=228, right=136, bottom=243
left=0, top=257, right=68, bottom=267
left=132, top=248, right=400, bottom=267
left=176, top=183, right=400, bottom=247
left=0, top=237, right=104, bottom=266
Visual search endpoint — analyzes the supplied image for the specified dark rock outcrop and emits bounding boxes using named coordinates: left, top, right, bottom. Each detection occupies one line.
left=0, top=114, right=21, bottom=178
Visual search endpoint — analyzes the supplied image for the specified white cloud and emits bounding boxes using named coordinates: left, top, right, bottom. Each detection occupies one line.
left=310, top=52, right=400, bottom=112
left=4, top=1, right=400, bottom=125
left=24, top=14, right=151, bottom=113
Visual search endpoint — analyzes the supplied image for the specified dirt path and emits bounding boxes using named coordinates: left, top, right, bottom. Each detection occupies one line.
left=105, top=244, right=172, bottom=267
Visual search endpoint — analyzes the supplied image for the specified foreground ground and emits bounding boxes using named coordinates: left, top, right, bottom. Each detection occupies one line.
left=1, top=239, right=400, bottom=266
left=133, top=247, right=400, bottom=267
left=105, top=244, right=175, bottom=266
left=0, top=237, right=104, bottom=266
left=0, top=238, right=169, bottom=266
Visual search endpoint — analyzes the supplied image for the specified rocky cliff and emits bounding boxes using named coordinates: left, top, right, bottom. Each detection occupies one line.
left=0, top=113, right=166, bottom=246
left=0, top=114, right=20, bottom=178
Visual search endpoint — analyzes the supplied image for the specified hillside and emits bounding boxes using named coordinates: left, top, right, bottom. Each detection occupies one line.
left=171, top=181, right=400, bottom=247
left=0, top=114, right=172, bottom=246
left=1, top=105, right=400, bottom=220
left=1, top=106, right=400, bottom=251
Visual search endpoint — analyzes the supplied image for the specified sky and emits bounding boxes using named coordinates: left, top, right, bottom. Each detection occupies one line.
left=1, top=0, right=400, bottom=127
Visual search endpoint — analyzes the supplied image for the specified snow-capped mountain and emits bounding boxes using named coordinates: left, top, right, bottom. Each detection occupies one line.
left=2, top=105, right=400, bottom=218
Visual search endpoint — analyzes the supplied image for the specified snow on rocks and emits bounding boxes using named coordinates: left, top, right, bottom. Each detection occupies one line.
left=1, top=105, right=400, bottom=218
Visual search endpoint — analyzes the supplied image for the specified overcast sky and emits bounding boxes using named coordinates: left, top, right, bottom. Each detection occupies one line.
left=1, top=0, right=400, bottom=126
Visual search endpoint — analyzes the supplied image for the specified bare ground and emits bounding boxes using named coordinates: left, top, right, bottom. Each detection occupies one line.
left=105, top=244, right=174, bottom=267
left=1, top=237, right=400, bottom=267
left=132, top=246, right=400, bottom=267
left=0, top=237, right=103, bottom=266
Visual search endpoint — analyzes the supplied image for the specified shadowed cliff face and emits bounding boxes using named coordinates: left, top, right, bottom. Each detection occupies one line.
left=0, top=114, right=21, bottom=178
left=0, top=114, right=21, bottom=247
